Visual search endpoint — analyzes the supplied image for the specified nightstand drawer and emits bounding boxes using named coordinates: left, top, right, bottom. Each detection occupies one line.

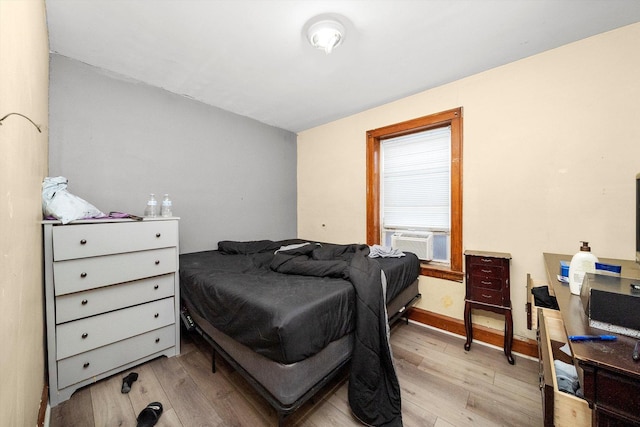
left=469, top=263, right=504, bottom=279
left=468, top=275, right=504, bottom=291
left=53, top=247, right=176, bottom=296
left=466, top=255, right=506, bottom=268
left=53, top=220, right=178, bottom=261
left=55, top=273, right=175, bottom=324
left=56, top=297, right=175, bottom=359
left=57, top=325, right=175, bottom=389
left=469, top=287, right=503, bottom=305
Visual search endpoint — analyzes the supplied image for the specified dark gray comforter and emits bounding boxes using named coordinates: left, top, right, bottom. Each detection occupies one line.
left=180, top=239, right=418, bottom=366
left=180, top=239, right=354, bottom=364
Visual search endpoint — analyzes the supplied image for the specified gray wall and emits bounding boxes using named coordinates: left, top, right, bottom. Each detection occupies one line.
left=49, top=55, right=297, bottom=253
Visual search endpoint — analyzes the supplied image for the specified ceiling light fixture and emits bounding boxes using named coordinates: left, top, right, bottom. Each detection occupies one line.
left=306, top=18, right=345, bottom=54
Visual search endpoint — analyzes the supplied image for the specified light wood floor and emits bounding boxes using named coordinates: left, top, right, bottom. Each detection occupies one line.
left=50, top=322, right=543, bottom=426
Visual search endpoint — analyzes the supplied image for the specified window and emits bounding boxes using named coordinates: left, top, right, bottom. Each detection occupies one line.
left=381, top=125, right=451, bottom=262
left=366, top=108, right=463, bottom=281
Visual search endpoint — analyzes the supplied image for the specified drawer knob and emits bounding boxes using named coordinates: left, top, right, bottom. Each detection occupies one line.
left=154, top=313, right=159, bottom=318
left=155, top=260, right=160, bottom=265
left=80, top=272, right=87, bottom=278
left=80, top=239, right=87, bottom=245
left=156, top=233, right=161, bottom=238
left=481, top=269, right=492, bottom=274
left=81, top=332, right=88, bottom=339
left=155, top=338, right=160, bottom=343
left=154, top=284, right=159, bottom=290
left=83, top=362, right=90, bottom=369
left=482, top=294, right=492, bottom=299
left=81, top=299, right=88, bottom=305
left=481, top=281, right=492, bottom=285
left=481, top=258, right=491, bottom=263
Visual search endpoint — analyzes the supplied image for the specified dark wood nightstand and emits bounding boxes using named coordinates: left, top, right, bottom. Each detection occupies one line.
left=463, top=250, right=514, bottom=364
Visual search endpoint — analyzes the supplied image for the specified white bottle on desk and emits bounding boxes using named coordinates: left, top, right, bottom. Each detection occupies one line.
left=568, top=241, right=598, bottom=295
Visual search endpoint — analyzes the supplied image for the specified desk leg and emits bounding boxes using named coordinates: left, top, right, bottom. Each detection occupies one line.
left=504, top=308, right=514, bottom=365
left=464, top=301, right=472, bottom=351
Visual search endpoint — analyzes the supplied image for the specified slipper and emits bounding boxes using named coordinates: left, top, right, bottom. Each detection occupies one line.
left=136, top=402, right=163, bottom=427
left=121, top=372, right=138, bottom=394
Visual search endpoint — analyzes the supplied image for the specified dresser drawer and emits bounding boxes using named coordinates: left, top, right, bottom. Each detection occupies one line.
left=52, top=220, right=178, bottom=261
left=53, top=247, right=176, bottom=296
left=57, top=325, right=175, bottom=389
left=469, top=287, right=504, bottom=305
left=56, top=297, right=175, bottom=360
left=538, top=308, right=591, bottom=426
left=592, top=368, right=640, bottom=422
left=55, top=274, right=175, bottom=324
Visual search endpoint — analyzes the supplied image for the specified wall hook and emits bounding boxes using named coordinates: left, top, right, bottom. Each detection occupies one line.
left=0, top=112, right=42, bottom=133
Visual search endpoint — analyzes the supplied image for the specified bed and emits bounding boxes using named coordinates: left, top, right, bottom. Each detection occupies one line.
left=179, top=239, right=421, bottom=426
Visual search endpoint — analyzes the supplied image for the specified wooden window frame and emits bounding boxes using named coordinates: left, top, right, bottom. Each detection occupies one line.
left=366, top=107, right=463, bottom=282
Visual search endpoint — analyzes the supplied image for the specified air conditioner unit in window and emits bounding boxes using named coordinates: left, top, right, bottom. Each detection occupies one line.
left=391, top=232, right=434, bottom=261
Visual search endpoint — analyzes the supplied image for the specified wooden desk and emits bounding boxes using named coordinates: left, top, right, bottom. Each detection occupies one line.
left=544, top=253, right=640, bottom=426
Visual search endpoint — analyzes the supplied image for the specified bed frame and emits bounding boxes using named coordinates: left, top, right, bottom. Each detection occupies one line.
left=183, top=279, right=420, bottom=426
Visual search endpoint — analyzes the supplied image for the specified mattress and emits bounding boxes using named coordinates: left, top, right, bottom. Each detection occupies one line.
left=179, top=240, right=419, bottom=364
left=187, top=305, right=354, bottom=407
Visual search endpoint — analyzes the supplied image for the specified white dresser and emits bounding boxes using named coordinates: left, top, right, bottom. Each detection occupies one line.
left=43, top=217, right=180, bottom=406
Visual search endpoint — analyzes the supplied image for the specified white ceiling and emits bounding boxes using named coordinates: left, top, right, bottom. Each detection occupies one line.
left=45, top=0, right=640, bottom=133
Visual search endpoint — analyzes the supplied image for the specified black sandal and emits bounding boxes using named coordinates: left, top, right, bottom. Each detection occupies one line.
left=121, top=372, right=138, bottom=394
left=136, top=402, right=163, bottom=427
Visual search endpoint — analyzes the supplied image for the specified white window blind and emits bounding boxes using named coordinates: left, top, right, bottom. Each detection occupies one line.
left=381, top=126, right=451, bottom=231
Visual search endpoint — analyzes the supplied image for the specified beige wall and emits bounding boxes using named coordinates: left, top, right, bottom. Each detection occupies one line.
left=298, top=23, right=640, bottom=341
left=0, top=0, right=49, bottom=424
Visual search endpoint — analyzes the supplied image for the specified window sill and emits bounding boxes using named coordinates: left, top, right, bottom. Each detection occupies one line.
left=420, top=263, right=464, bottom=282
